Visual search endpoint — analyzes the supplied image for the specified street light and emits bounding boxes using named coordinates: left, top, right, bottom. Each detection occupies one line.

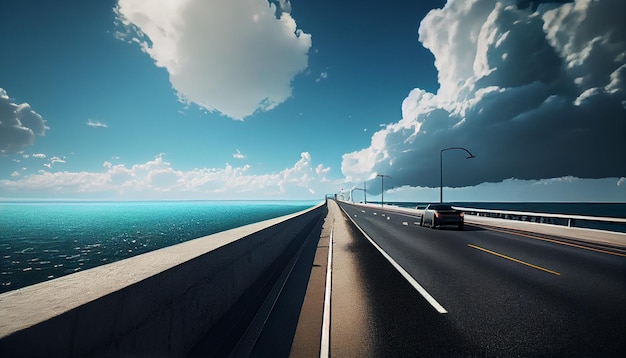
left=376, top=174, right=391, bottom=207
left=363, top=181, right=367, bottom=204
left=440, top=147, right=475, bottom=203
left=350, top=187, right=362, bottom=202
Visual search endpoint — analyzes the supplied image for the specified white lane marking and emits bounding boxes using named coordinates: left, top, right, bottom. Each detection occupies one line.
left=373, top=212, right=377, bottom=216
left=387, top=216, right=390, bottom=220
left=341, top=207, right=448, bottom=314
left=402, top=222, right=408, bottom=226
left=320, top=223, right=333, bottom=358
left=414, top=222, right=420, bottom=226
left=361, top=210, right=365, bottom=213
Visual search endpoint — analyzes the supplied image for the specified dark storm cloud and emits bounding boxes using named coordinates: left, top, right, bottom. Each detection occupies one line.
left=342, top=0, right=625, bottom=193
left=0, top=88, right=48, bottom=153
left=516, top=0, right=574, bottom=13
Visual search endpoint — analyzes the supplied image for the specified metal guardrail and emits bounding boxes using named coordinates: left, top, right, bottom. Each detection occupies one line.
left=453, top=206, right=626, bottom=232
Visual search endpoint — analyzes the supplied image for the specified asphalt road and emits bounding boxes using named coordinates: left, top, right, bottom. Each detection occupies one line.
left=337, top=201, right=626, bottom=357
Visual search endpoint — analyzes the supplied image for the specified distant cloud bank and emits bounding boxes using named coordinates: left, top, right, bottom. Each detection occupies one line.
left=114, top=0, right=311, bottom=120
left=342, top=0, right=625, bottom=192
left=0, top=88, right=48, bottom=153
left=0, top=152, right=333, bottom=200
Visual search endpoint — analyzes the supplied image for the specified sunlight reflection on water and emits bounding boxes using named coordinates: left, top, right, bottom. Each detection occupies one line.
left=0, top=200, right=319, bottom=293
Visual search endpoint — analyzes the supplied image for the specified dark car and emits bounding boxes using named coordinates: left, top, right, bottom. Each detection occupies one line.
left=420, top=204, right=464, bottom=230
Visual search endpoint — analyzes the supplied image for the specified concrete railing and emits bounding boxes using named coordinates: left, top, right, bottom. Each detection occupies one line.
left=339, top=201, right=626, bottom=248
left=0, top=201, right=326, bottom=358
left=454, top=206, right=626, bottom=232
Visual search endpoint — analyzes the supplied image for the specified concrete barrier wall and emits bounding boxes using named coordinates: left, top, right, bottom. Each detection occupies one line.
left=0, top=202, right=326, bottom=357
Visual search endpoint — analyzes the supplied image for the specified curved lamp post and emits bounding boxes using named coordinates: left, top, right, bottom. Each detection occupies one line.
left=350, top=187, right=364, bottom=203
left=377, top=174, right=391, bottom=207
left=350, top=182, right=368, bottom=203
left=364, top=181, right=367, bottom=204
left=440, top=147, right=475, bottom=203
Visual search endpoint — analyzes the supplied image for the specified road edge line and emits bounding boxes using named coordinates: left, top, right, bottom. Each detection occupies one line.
left=320, top=221, right=333, bottom=358
left=339, top=204, right=448, bottom=314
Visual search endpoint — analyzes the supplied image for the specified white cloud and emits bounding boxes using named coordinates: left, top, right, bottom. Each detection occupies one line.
left=32, top=153, right=47, bottom=159
left=10, top=171, right=20, bottom=177
left=114, top=0, right=312, bottom=120
left=315, top=163, right=330, bottom=176
left=233, top=149, right=246, bottom=159
left=0, top=153, right=336, bottom=200
left=276, top=152, right=332, bottom=194
left=0, top=88, right=48, bottom=153
left=43, top=156, right=66, bottom=169
left=342, top=0, right=626, bottom=194
left=86, top=119, right=108, bottom=128
left=316, top=71, right=328, bottom=82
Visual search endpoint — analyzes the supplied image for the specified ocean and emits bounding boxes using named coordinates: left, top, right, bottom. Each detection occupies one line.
left=0, top=200, right=320, bottom=294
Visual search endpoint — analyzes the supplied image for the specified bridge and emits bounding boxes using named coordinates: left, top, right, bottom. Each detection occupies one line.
left=1, top=200, right=625, bottom=357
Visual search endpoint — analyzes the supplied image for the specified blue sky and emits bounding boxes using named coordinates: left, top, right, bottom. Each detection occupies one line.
left=1, top=0, right=624, bottom=202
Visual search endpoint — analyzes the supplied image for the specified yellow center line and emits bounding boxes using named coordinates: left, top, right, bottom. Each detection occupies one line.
left=470, top=224, right=626, bottom=257
left=468, top=244, right=561, bottom=276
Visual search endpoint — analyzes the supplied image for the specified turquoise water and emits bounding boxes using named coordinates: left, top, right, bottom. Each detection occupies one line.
left=0, top=200, right=320, bottom=294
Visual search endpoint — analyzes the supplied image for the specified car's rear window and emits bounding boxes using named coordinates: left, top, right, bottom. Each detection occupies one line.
left=428, top=205, right=453, bottom=210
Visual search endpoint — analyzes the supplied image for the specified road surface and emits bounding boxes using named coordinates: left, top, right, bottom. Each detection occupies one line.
left=336, top=201, right=626, bottom=357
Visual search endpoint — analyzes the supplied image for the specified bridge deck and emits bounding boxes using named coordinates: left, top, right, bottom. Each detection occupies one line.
left=290, top=200, right=626, bottom=357
left=188, top=199, right=624, bottom=356
left=290, top=199, right=475, bottom=357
